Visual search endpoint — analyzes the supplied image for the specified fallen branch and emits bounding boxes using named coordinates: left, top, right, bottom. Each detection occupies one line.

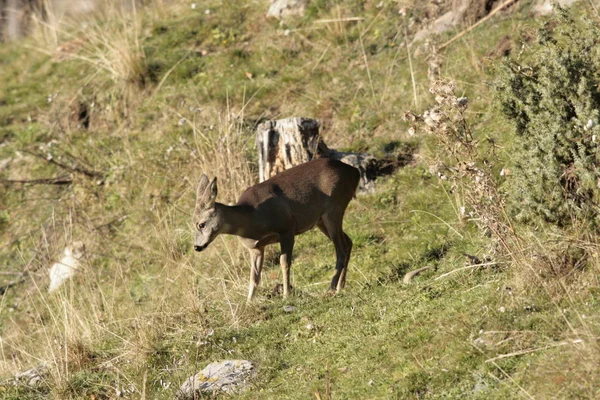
left=434, top=262, right=497, bottom=280
left=0, top=259, right=35, bottom=296
left=0, top=277, right=26, bottom=296
left=22, top=149, right=103, bottom=179
left=403, top=266, right=434, bottom=284
left=485, top=339, right=584, bottom=363
left=0, top=176, right=73, bottom=185
left=314, top=17, right=364, bottom=24
left=92, top=215, right=128, bottom=231
left=439, top=0, right=519, bottom=51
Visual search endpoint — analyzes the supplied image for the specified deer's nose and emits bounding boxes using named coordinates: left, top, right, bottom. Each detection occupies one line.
left=194, top=245, right=206, bottom=252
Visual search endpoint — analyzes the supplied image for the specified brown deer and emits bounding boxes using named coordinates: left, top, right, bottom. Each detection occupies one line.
left=193, top=158, right=360, bottom=301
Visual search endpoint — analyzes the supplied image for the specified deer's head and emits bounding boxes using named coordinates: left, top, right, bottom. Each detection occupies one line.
left=193, top=174, right=220, bottom=252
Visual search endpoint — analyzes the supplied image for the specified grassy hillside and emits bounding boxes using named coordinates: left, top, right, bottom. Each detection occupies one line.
left=1, top=0, right=599, bottom=398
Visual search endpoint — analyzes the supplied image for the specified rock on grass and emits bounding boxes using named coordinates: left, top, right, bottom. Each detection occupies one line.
left=177, top=360, right=256, bottom=399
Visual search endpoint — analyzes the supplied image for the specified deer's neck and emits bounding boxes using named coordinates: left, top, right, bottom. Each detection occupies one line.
left=216, top=202, right=258, bottom=238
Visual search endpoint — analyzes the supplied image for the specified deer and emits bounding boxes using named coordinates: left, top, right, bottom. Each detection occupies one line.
left=193, top=158, right=360, bottom=302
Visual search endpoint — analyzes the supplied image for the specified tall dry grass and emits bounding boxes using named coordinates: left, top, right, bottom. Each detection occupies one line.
left=0, top=96, right=258, bottom=395
left=68, top=3, right=147, bottom=90
left=29, top=0, right=148, bottom=90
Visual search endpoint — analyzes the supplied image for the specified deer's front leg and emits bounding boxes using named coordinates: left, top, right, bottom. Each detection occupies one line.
left=279, top=234, right=295, bottom=298
left=247, top=247, right=264, bottom=302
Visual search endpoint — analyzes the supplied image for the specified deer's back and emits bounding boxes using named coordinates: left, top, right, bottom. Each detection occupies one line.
left=237, top=158, right=359, bottom=223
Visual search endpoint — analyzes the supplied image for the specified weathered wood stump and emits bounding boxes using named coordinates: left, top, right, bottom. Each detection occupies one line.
left=256, top=117, right=380, bottom=192
left=256, top=117, right=323, bottom=182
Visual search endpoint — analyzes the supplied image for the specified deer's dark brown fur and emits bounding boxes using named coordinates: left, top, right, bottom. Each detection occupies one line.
left=193, top=158, right=360, bottom=301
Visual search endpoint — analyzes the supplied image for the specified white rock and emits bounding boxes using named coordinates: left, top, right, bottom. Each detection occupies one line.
left=533, top=0, right=578, bottom=16
left=48, top=242, right=85, bottom=293
left=267, top=0, right=306, bottom=20
left=585, top=119, right=595, bottom=130
left=177, top=360, right=255, bottom=399
left=14, top=363, right=49, bottom=387
left=412, top=1, right=469, bottom=44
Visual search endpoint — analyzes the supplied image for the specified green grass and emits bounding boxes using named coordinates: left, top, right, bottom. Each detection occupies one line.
left=1, top=1, right=599, bottom=399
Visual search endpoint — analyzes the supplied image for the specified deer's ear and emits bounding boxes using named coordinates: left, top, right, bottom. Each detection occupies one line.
left=199, top=177, right=217, bottom=210
left=196, top=174, right=209, bottom=198
left=195, top=174, right=214, bottom=210
left=209, top=177, right=218, bottom=200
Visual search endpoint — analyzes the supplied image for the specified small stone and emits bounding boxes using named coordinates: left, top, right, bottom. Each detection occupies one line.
left=14, top=363, right=49, bottom=387
left=473, top=381, right=488, bottom=394
left=177, top=360, right=255, bottom=399
left=267, top=0, right=307, bottom=20
left=585, top=119, right=595, bottom=130
left=532, top=0, right=577, bottom=16
left=48, top=242, right=85, bottom=293
left=283, top=305, right=297, bottom=313
left=499, top=306, right=506, bottom=313
left=412, top=6, right=468, bottom=44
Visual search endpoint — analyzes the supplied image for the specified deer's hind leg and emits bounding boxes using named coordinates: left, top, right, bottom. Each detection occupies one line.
left=318, top=210, right=353, bottom=293
left=247, top=247, right=265, bottom=302
left=279, top=233, right=295, bottom=298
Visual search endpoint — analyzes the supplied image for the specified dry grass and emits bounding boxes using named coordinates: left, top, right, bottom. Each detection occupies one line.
left=70, top=4, right=147, bottom=89
left=2, top=1, right=600, bottom=398
left=404, top=74, right=600, bottom=397
left=29, top=0, right=148, bottom=91
left=0, top=96, right=257, bottom=395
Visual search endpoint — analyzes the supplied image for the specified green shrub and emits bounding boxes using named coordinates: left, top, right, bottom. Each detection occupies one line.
left=495, top=7, right=600, bottom=228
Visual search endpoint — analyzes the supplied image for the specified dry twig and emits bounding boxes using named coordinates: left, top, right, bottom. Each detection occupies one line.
left=0, top=176, right=73, bottom=185
left=434, top=262, right=497, bottom=280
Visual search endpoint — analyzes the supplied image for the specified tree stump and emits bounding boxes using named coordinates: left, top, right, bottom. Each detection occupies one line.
left=256, top=117, right=380, bottom=192
left=256, top=117, right=322, bottom=183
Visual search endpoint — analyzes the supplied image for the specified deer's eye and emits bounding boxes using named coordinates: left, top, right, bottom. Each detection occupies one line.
left=197, top=222, right=206, bottom=231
